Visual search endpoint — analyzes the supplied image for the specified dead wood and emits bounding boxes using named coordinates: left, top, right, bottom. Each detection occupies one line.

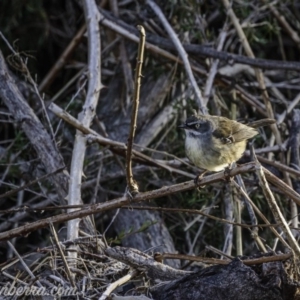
left=289, top=109, right=300, bottom=194
left=1, top=1, right=300, bottom=299
left=0, top=51, right=68, bottom=200
left=105, top=246, right=190, bottom=281
left=151, top=257, right=296, bottom=300
left=104, top=246, right=297, bottom=300
left=99, top=8, right=300, bottom=72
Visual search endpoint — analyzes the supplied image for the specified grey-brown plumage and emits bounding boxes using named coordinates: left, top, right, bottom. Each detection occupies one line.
left=179, top=114, right=261, bottom=172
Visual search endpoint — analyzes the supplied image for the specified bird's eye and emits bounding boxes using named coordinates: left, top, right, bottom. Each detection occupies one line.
left=195, top=123, right=200, bottom=129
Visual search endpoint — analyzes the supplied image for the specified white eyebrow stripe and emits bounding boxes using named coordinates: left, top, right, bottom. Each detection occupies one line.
left=188, top=131, right=203, bottom=136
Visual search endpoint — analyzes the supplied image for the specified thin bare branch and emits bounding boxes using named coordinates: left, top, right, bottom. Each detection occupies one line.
left=0, top=163, right=259, bottom=242
left=99, top=9, right=300, bottom=72
left=222, top=0, right=281, bottom=146
left=120, top=205, right=285, bottom=229
left=264, top=167, right=300, bottom=205
left=99, top=269, right=139, bottom=300
left=7, top=241, right=43, bottom=288
left=253, top=150, right=300, bottom=256
left=160, top=251, right=292, bottom=266
left=203, top=28, right=228, bottom=106
left=126, top=25, right=146, bottom=195
left=49, top=103, right=195, bottom=178
left=232, top=180, right=289, bottom=250
left=146, top=0, right=206, bottom=114
left=256, top=155, right=300, bottom=178
left=38, top=24, right=86, bottom=92
left=221, top=184, right=233, bottom=256
left=49, top=223, right=76, bottom=288
left=235, top=176, right=267, bottom=253
left=262, top=0, right=300, bottom=50
left=0, top=167, right=65, bottom=200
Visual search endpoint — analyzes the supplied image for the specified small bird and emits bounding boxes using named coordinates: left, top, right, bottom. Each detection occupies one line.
left=179, top=114, right=274, bottom=176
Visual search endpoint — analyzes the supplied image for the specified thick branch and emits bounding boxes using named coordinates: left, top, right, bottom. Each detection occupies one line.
left=0, top=50, right=68, bottom=200
left=67, top=0, right=102, bottom=253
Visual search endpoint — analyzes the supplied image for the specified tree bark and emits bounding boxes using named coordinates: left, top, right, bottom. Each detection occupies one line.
left=0, top=50, right=68, bottom=201
left=151, top=258, right=294, bottom=300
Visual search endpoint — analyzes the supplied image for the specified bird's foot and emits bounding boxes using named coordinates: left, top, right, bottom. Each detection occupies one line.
left=224, top=164, right=234, bottom=182
left=194, top=170, right=208, bottom=188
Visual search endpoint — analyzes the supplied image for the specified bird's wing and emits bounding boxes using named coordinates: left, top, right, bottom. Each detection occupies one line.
left=212, top=117, right=258, bottom=143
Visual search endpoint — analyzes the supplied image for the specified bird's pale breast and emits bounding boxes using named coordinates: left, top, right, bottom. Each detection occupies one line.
left=185, top=132, right=247, bottom=171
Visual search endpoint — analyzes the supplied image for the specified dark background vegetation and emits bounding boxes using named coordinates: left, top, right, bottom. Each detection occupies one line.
left=0, top=1, right=300, bottom=297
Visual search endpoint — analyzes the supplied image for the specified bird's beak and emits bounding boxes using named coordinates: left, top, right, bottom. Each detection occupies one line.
left=178, top=124, right=186, bottom=129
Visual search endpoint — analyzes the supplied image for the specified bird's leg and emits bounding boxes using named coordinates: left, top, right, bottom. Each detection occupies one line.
left=194, top=170, right=208, bottom=185
left=224, top=163, right=234, bottom=182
